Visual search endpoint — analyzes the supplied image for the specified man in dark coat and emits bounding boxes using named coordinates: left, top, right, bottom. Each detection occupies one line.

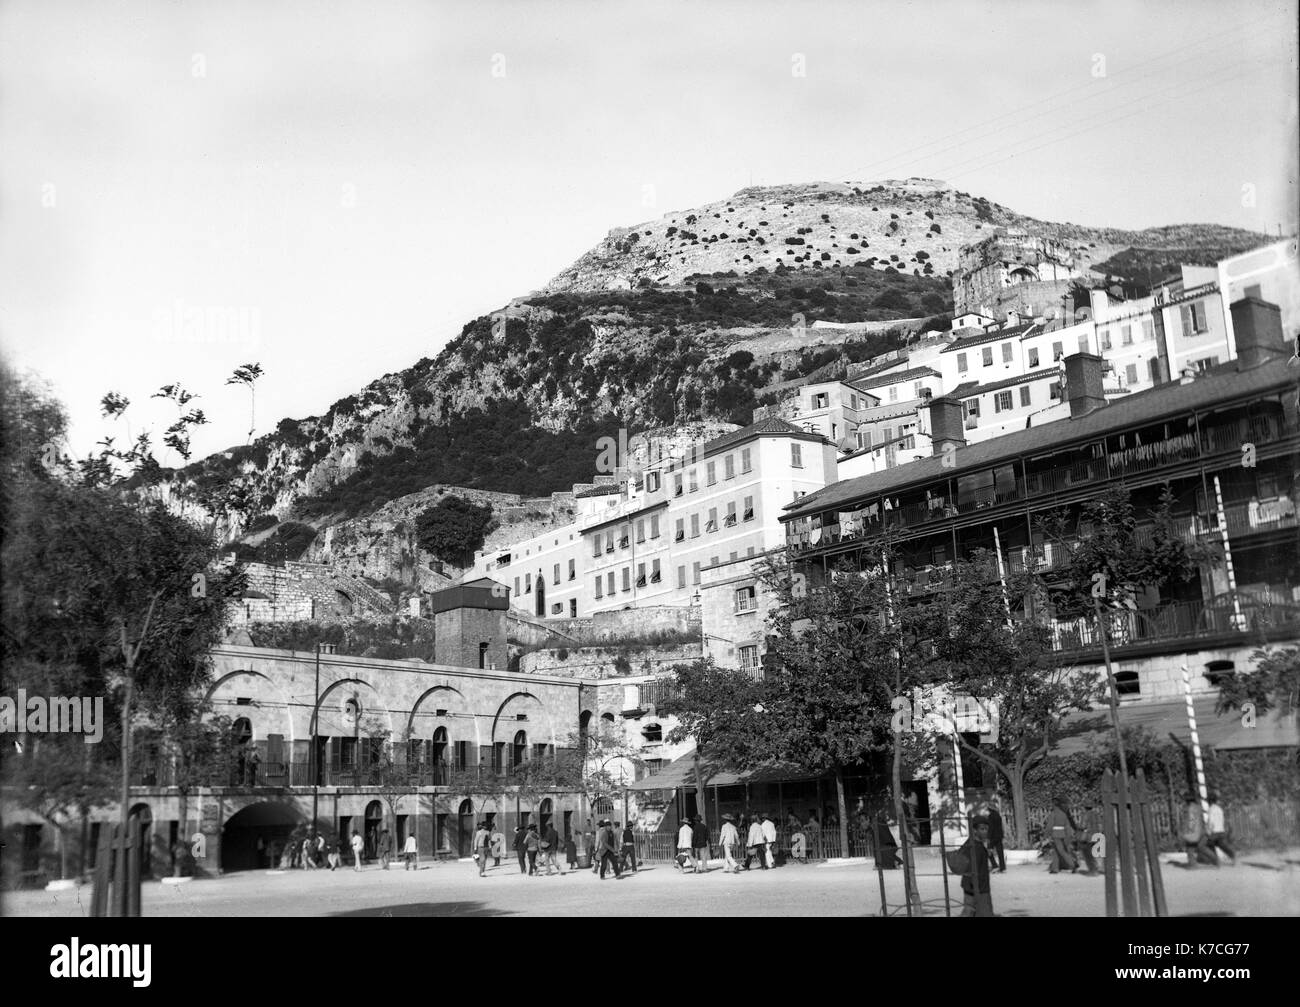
left=960, top=816, right=994, bottom=917
left=986, top=799, right=1006, bottom=873
left=874, top=807, right=900, bottom=869
left=691, top=816, right=711, bottom=874
left=513, top=824, right=528, bottom=875
left=597, top=819, right=623, bottom=879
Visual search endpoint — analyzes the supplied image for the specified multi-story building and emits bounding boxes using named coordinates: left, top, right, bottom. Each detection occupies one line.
left=468, top=418, right=837, bottom=618
left=783, top=296, right=1297, bottom=708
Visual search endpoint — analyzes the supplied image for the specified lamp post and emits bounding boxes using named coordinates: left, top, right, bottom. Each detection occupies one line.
left=311, top=642, right=321, bottom=832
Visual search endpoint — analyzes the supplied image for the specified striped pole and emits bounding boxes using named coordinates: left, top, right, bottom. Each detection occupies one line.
left=1181, top=663, right=1209, bottom=818
left=992, top=526, right=1013, bottom=628
left=1213, top=475, right=1245, bottom=631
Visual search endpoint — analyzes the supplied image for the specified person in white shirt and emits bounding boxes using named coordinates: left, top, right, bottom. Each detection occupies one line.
left=676, top=817, right=696, bottom=872
left=761, top=813, right=778, bottom=868
left=1205, top=793, right=1235, bottom=865
left=403, top=831, right=418, bottom=870
left=718, top=813, right=741, bottom=873
left=745, top=816, right=767, bottom=870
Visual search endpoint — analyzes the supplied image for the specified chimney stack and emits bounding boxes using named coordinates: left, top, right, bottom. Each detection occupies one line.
left=928, top=396, right=966, bottom=456
left=1063, top=352, right=1106, bottom=418
left=1231, top=295, right=1286, bottom=370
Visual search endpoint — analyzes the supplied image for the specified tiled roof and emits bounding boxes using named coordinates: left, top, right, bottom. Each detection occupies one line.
left=941, top=322, right=1040, bottom=353
left=784, top=362, right=1291, bottom=520
left=954, top=370, right=1055, bottom=397
left=699, top=416, right=828, bottom=458
left=848, top=366, right=940, bottom=391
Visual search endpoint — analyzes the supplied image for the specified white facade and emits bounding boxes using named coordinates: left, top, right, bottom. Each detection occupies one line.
left=468, top=422, right=836, bottom=619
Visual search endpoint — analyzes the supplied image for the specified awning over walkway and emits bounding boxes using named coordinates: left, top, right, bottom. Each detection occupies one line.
left=1053, top=695, right=1298, bottom=756
left=626, top=748, right=825, bottom=792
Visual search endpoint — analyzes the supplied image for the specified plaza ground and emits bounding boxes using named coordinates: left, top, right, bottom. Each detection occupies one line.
left=5, top=848, right=1298, bottom=917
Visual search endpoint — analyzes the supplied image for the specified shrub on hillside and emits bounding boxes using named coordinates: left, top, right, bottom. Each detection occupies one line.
left=415, top=495, right=496, bottom=566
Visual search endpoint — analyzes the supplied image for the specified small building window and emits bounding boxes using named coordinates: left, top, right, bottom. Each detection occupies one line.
left=1115, top=671, right=1140, bottom=697
left=735, top=586, right=757, bottom=612
left=641, top=722, right=663, bottom=743
left=981, top=346, right=993, bottom=366
left=791, top=443, right=803, bottom=468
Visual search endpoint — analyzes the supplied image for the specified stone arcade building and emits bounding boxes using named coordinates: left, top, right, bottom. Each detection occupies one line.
left=3, top=582, right=597, bottom=883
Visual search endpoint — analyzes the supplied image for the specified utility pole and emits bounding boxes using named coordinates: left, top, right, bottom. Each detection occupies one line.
left=312, top=642, right=321, bottom=831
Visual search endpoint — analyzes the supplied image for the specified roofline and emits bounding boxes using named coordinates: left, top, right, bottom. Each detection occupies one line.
left=782, top=366, right=1294, bottom=521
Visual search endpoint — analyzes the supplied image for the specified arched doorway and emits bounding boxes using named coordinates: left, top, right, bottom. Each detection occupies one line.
left=431, top=726, right=448, bottom=785
left=364, top=800, right=383, bottom=860
left=579, top=710, right=592, bottom=756
left=535, top=575, right=546, bottom=617
left=512, top=730, right=527, bottom=770
left=128, top=803, right=153, bottom=877
left=457, top=799, right=474, bottom=858
left=538, top=798, right=553, bottom=832
left=232, top=717, right=252, bottom=785
left=220, top=801, right=304, bottom=872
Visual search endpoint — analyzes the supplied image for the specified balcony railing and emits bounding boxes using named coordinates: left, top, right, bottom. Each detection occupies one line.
left=129, top=761, right=499, bottom=790
left=1048, top=597, right=1300, bottom=654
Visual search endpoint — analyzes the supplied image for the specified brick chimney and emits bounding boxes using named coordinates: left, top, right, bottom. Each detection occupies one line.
left=428, top=579, right=509, bottom=670
left=1231, top=295, right=1286, bottom=370
left=928, top=396, right=966, bottom=456
left=1063, top=352, right=1106, bottom=418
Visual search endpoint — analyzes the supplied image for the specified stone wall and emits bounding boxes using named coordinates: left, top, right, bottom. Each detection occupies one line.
left=228, top=561, right=396, bottom=625
left=519, top=643, right=702, bottom=679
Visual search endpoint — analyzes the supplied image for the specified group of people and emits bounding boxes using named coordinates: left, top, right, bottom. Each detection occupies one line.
left=678, top=812, right=790, bottom=873
left=1042, top=795, right=1101, bottom=875
left=467, top=819, right=637, bottom=880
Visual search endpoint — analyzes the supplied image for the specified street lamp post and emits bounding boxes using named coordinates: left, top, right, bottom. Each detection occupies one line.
left=311, top=642, right=320, bottom=832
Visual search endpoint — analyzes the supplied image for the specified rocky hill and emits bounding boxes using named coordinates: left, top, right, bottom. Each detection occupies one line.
left=544, top=178, right=1265, bottom=293
left=163, top=178, right=1268, bottom=587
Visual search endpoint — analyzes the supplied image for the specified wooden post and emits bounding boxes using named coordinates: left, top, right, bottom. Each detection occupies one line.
left=1137, top=769, right=1168, bottom=917
left=1102, top=770, right=1118, bottom=918
left=127, top=813, right=142, bottom=917
left=938, top=818, right=952, bottom=918
left=1129, top=778, right=1152, bottom=917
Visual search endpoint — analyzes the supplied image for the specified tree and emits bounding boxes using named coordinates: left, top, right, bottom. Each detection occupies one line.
left=2, top=366, right=245, bottom=877
left=927, top=555, right=1101, bottom=846
left=1214, top=645, right=1299, bottom=721
left=758, top=553, right=933, bottom=890
left=414, top=495, right=497, bottom=566
left=225, top=363, right=264, bottom=444
left=153, top=705, right=237, bottom=875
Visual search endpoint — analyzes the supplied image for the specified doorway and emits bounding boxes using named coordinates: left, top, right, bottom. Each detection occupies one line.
left=364, top=800, right=383, bottom=860
left=457, top=800, right=474, bottom=857
left=128, top=803, right=153, bottom=876
left=538, top=798, right=553, bottom=833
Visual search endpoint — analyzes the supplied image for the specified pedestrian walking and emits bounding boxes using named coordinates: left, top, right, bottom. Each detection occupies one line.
left=956, top=815, right=994, bottom=917
left=474, top=821, right=492, bottom=877
left=676, top=816, right=695, bottom=872
left=1181, top=793, right=1215, bottom=869
left=524, top=824, right=541, bottom=875
left=316, top=832, right=328, bottom=868
left=350, top=829, right=364, bottom=871
left=620, top=821, right=637, bottom=873
left=719, top=813, right=740, bottom=873
left=490, top=825, right=505, bottom=867
left=303, top=832, right=318, bottom=870
left=1077, top=803, right=1101, bottom=875
left=378, top=829, right=393, bottom=870
left=1205, top=793, right=1235, bottom=865
left=402, top=831, right=418, bottom=870
left=745, top=815, right=767, bottom=870
left=805, top=812, right=822, bottom=859
left=761, top=812, right=778, bottom=868
left=691, top=816, right=711, bottom=874
left=1046, top=796, right=1077, bottom=874
left=986, top=797, right=1007, bottom=873
left=597, top=819, right=623, bottom=879
left=329, top=840, right=343, bottom=871
left=542, top=821, right=562, bottom=875
left=514, top=824, right=528, bottom=874
left=565, top=829, right=578, bottom=870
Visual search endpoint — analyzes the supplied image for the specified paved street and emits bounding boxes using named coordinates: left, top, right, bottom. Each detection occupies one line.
left=7, top=849, right=1298, bottom=917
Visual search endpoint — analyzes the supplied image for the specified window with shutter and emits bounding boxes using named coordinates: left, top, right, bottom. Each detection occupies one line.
left=982, top=347, right=993, bottom=366
left=957, top=352, right=968, bottom=372
left=1019, top=385, right=1031, bottom=407
left=1002, top=342, right=1013, bottom=362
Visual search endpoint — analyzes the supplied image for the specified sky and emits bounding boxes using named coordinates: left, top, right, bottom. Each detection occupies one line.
left=2, top=0, right=1296, bottom=462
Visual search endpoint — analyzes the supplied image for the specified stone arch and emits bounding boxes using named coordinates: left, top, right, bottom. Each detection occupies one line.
left=1007, top=265, right=1038, bottom=285
left=313, top=677, right=393, bottom=740
left=204, top=669, right=295, bottom=744
left=220, top=800, right=305, bottom=872
left=490, top=692, right=554, bottom=748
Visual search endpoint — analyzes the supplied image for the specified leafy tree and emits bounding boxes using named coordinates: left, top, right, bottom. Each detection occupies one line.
left=225, top=363, right=264, bottom=444
left=1214, top=645, right=1299, bottom=722
left=929, top=556, right=1101, bottom=846
left=414, top=495, right=497, bottom=566
left=657, top=658, right=765, bottom=833
left=758, top=553, right=933, bottom=885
